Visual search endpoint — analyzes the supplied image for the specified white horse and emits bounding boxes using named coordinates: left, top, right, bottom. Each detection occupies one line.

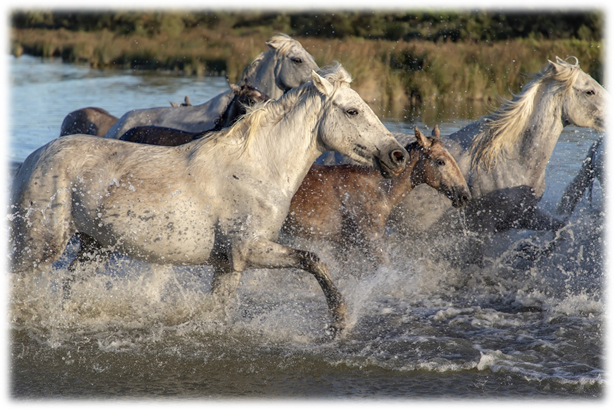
left=103, top=33, right=319, bottom=139
left=389, top=57, right=606, bottom=238
left=9, top=64, right=408, bottom=337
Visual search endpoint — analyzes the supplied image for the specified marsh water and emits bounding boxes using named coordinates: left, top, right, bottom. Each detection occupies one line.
left=7, top=55, right=605, bottom=399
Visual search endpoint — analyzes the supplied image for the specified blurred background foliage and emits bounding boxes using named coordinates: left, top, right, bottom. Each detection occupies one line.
left=12, top=10, right=602, bottom=41
left=10, top=9, right=604, bottom=119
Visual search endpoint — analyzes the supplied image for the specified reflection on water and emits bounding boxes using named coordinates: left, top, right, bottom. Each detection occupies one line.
left=8, top=55, right=604, bottom=399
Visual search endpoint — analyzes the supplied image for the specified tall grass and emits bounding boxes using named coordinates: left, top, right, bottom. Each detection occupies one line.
left=11, top=27, right=603, bottom=120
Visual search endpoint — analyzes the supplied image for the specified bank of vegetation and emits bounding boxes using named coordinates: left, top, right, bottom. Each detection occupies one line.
left=10, top=10, right=604, bottom=119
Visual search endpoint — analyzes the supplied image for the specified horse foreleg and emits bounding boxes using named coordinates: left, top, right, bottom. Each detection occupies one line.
left=556, top=158, right=595, bottom=216
left=355, top=227, right=390, bottom=268
left=234, top=239, right=348, bottom=337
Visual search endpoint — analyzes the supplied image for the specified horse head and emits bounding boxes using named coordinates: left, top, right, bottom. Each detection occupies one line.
left=216, top=82, right=271, bottom=130
left=230, top=82, right=270, bottom=107
left=312, top=64, right=407, bottom=179
left=409, top=125, right=471, bottom=208
left=266, top=33, right=319, bottom=93
left=553, top=56, right=607, bottom=133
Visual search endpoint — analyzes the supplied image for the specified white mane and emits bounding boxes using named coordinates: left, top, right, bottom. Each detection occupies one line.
left=469, top=57, right=582, bottom=171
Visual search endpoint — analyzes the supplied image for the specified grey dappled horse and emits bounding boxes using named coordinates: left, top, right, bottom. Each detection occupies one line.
left=9, top=64, right=407, bottom=337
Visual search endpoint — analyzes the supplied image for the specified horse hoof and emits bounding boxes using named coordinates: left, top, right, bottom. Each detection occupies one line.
left=326, top=323, right=346, bottom=339
left=326, top=315, right=349, bottom=339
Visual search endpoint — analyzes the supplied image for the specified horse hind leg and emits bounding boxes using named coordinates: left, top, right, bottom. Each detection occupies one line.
left=10, top=207, right=72, bottom=277
left=63, top=233, right=111, bottom=299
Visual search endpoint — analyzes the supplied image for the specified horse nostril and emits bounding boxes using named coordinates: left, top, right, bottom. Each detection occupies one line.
left=391, top=149, right=406, bottom=165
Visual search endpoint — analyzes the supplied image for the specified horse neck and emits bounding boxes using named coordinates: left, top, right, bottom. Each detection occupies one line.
left=472, top=81, right=566, bottom=196
left=242, top=91, right=325, bottom=195
left=384, top=147, right=421, bottom=207
left=245, top=51, right=283, bottom=100
left=215, top=95, right=242, bottom=130
left=515, top=82, right=565, bottom=171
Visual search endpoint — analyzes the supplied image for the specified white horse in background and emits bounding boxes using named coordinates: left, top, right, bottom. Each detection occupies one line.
left=9, top=64, right=408, bottom=337
left=103, top=33, right=319, bottom=139
left=388, top=57, right=606, bottom=241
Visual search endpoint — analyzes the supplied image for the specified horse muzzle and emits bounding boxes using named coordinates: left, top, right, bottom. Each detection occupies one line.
left=449, top=187, right=472, bottom=208
left=376, top=147, right=408, bottom=179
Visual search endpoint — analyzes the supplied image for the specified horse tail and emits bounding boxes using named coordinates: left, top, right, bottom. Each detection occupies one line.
left=9, top=141, right=77, bottom=274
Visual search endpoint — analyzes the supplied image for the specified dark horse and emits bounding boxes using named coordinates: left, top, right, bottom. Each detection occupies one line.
left=118, top=83, right=270, bottom=146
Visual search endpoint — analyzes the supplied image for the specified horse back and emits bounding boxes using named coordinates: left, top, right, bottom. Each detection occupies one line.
left=105, top=89, right=234, bottom=139
left=60, top=107, right=118, bottom=137
left=119, top=126, right=197, bottom=146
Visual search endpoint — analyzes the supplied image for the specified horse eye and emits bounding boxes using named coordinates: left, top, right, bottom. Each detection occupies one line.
left=586, top=90, right=596, bottom=96
left=436, top=159, right=446, bottom=166
left=346, top=108, right=359, bottom=116
left=291, top=57, right=303, bottom=64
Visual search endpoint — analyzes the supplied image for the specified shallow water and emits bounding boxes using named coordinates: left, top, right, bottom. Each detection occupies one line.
left=7, top=55, right=605, bottom=399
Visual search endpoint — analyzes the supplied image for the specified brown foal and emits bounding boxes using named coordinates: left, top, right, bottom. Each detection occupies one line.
left=282, top=125, right=471, bottom=264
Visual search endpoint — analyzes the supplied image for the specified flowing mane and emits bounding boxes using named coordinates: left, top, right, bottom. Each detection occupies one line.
left=469, top=57, right=582, bottom=171
left=196, top=63, right=352, bottom=156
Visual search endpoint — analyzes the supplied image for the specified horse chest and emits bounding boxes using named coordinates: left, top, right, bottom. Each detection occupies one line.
left=471, top=161, right=542, bottom=197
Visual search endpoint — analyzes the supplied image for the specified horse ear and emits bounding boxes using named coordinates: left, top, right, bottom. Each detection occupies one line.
left=548, top=58, right=562, bottom=71
left=312, top=71, right=334, bottom=96
left=266, top=38, right=281, bottom=51
left=549, top=56, right=576, bottom=73
left=229, top=83, right=241, bottom=95
left=431, top=124, right=440, bottom=139
left=414, top=126, right=432, bottom=149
